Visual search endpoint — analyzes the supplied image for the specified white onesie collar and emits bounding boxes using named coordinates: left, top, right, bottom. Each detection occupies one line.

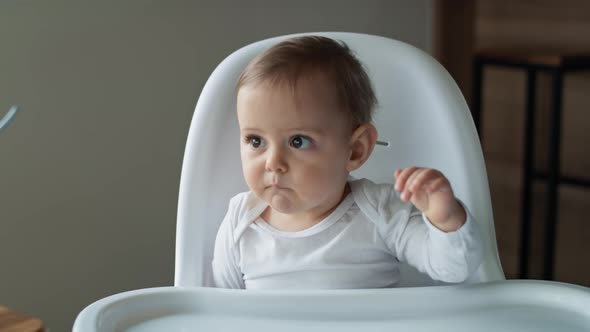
left=241, top=193, right=355, bottom=239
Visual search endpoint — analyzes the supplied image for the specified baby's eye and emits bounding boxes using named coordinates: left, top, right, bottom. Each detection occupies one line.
left=245, top=135, right=266, bottom=149
left=289, top=135, right=312, bottom=149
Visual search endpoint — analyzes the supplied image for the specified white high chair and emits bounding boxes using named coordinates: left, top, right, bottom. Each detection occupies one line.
left=175, top=31, right=504, bottom=288
left=73, top=33, right=590, bottom=332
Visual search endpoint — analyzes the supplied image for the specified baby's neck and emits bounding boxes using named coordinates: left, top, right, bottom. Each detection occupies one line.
left=261, top=184, right=351, bottom=232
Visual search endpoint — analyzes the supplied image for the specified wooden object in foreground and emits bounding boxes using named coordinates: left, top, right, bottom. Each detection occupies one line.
left=0, top=306, right=44, bottom=332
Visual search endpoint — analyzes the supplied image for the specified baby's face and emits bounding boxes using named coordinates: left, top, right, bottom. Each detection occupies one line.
left=237, top=75, right=352, bottom=217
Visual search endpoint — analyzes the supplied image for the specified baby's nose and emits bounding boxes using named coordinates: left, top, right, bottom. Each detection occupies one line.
left=265, top=148, right=288, bottom=173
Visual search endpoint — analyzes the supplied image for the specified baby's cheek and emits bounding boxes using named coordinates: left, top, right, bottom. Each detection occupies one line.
left=303, top=167, right=337, bottom=189
left=243, top=164, right=261, bottom=188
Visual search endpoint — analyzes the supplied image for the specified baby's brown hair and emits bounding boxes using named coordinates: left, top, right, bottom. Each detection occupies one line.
left=237, top=35, right=377, bottom=130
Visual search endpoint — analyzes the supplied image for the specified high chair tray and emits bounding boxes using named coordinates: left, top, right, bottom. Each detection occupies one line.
left=74, top=280, right=590, bottom=332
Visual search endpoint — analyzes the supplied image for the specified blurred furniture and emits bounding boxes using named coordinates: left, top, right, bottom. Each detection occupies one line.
left=471, top=50, right=590, bottom=280
left=0, top=306, right=44, bottom=332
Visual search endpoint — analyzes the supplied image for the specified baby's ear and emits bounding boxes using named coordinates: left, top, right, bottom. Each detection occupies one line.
left=346, top=123, right=377, bottom=172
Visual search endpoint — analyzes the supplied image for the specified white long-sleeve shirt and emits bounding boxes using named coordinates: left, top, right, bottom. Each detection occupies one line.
left=212, top=178, right=483, bottom=289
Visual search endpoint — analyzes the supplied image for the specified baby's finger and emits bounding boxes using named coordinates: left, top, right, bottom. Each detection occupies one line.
left=402, top=168, right=427, bottom=201
left=426, top=176, right=452, bottom=193
left=394, top=166, right=418, bottom=192
left=405, top=168, right=427, bottom=193
left=408, top=169, right=440, bottom=193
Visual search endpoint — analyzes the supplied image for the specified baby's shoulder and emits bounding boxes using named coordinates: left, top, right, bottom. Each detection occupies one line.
left=349, top=178, right=413, bottom=223
left=350, top=178, right=398, bottom=205
left=226, top=191, right=267, bottom=231
left=228, top=191, right=260, bottom=211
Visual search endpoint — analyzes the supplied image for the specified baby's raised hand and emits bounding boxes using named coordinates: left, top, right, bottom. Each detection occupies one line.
left=394, top=167, right=466, bottom=232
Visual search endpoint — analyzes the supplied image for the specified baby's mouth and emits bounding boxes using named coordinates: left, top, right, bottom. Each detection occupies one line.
left=267, top=176, right=286, bottom=189
left=267, top=181, right=288, bottom=190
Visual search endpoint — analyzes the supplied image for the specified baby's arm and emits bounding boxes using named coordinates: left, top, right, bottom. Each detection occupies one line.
left=394, top=167, right=466, bottom=232
left=352, top=176, right=482, bottom=283
left=390, top=168, right=481, bottom=281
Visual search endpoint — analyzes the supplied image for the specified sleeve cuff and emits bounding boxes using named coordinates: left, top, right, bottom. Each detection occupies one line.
left=421, top=201, right=475, bottom=244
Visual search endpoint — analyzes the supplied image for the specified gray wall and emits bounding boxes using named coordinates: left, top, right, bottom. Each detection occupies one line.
left=0, top=1, right=433, bottom=330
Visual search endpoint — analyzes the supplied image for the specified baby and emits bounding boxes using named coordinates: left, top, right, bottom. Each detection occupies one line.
left=212, top=36, right=483, bottom=289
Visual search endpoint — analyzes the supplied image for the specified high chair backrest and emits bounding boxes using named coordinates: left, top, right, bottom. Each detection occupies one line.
left=175, top=32, right=505, bottom=288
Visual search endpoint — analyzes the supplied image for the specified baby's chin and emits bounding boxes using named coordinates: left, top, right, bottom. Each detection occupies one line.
left=267, top=193, right=297, bottom=214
